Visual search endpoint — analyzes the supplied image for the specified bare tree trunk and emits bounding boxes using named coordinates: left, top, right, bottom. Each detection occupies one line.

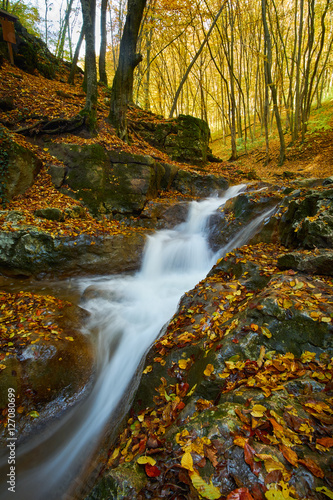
left=262, top=0, right=285, bottom=165
left=80, top=0, right=98, bottom=130
left=56, top=0, right=75, bottom=60
left=99, top=0, right=108, bottom=85
left=67, top=26, right=84, bottom=84
left=109, top=0, right=147, bottom=142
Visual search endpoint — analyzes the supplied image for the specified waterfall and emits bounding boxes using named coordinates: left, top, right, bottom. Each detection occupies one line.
left=1, top=184, right=270, bottom=500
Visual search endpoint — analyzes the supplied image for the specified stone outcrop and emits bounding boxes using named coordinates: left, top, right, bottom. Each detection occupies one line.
left=46, top=142, right=229, bottom=218
left=131, top=113, right=211, bottom=165
left=86, top=240, right=333, bottom=500
left=0, top=213, right=146, bottom=278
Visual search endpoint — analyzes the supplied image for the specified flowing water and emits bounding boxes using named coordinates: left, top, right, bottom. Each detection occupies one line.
left=0, top=184, right=274, bottom=500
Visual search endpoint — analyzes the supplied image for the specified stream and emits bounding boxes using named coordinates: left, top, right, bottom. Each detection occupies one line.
left=0, top=184, right=274, bottom=500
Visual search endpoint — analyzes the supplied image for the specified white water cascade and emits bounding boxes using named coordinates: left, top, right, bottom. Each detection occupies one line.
left=0, top=184, right=270, bottom=500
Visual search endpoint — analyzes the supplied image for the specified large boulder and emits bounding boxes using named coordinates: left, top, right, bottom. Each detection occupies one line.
left=0, top=294, right=94, bottom=445
left=48, top=143, right=163, bottom=217
left=0, top=214, right=146, bottom=278
left=131, top=113, right=211, bottom=165
left=87, top=242, right=333, bottom=499
left=0, top=126, right=42, bottom=205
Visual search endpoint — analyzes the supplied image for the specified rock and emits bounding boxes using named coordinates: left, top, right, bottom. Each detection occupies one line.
left=47, top=164, right=66, bottom=188
left=48, top=143, right=229, bottom=218
left=34, top=207, right=65, bottom=221
left=277, top=249, right=333, bottom=275
left=165, top=114, right=211, bottom=164
left=87, top=242, right=333, bottom=499
left=0, top=301, right=94, bottom=446
left=173, top=170, right=229, bottom=197
left=48, top=143, right=160, bottom=217
left=0, top=126, right=42, bottom=204
left=131, top=113, right=212, bottom=165
left=208, top=187, right=282, bottom=252
left=0, top=227, right=146, bottom=278
left=137, top=199, right=189, bottom=229
left=277, top=187, right=333, bottom=248
left=0, top=96, right=14, bottom=111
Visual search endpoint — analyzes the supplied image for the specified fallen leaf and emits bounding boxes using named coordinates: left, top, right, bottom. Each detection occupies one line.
left=190, top=471, right=221, bottom=499
left=204, top=364, right=215, bottom=376
left=137, top=456, right=156, bottom=466
left=298, top=458, right=324, bottom=478
left=251, top=404, right=267, bottom=418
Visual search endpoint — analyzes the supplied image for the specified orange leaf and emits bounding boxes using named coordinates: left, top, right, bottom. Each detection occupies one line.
left=317, top=437, right=333, bottom=448
left=298, top=458, right=324, bottom=478
left=279, top=444, right=298, bottom=467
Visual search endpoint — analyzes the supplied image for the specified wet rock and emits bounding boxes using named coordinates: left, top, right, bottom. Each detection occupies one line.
left=137, top=199, right=189, bottom=229
left=0, top=303, right=94, bottom=445
left=0, top=228, right=146, bottom=278
left=278, top=249, right=333, bottom=275
left=88, top=242, right=333, bottom=499
left=172, top=170, right=228, bottom=197
left=87, top=463, right=147, bottom=500
left=208, top=188, right=282, bottom=252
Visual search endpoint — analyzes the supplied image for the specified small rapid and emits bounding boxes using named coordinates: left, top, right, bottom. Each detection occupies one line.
left=0, top=184, right=272, bottom=500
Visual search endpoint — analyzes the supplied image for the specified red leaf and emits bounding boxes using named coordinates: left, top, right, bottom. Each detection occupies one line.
left=145, top=463, right=161, bottom=477
left=227, top=487, right=255, bottom=500
left=244, top=442, right=261, bottom=476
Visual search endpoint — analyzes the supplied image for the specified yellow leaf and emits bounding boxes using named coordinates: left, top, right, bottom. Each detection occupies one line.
left=65, top=336, right=74, bottom=341
left=251, top=404, right=267, bottom=418
left=265, top=484, right=294, bottom=499
left=143, top=365, right=152, bottom=374
left=301, top=351, right=316, bottom=363
left=181, top=451, right=194, bottom=471
left=0, top=364, right=6, bottom=370
left=234, top=435, right=248, bottom=448
left=262, top=326, right=272, bottom=338
left=316, top=487, right=333, bottom=499
left=137, top=456, right=156, bottom=466
left=190, top=471, right=221, bottom=499
left=204, top=364, right=215, bottom=377
left=29, top=411, right=39, bottom=418
left=283, top=299, right=293, bottom=309
left=178, top=358, right=191, bottom=370
left=321, top=317, right=331, bottom=323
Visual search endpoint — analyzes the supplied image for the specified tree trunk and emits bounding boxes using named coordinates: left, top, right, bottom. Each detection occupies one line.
left=99, top=0, right=108, bottom=85
left=56, top=0, right=75, bottom=60
left=109, top=0, right=147, bottom=142
left=67, top=26, right=84, bottom=84
left=80, top=0, right=98, bottom=131
left=262, top=0, right=285, bottom=165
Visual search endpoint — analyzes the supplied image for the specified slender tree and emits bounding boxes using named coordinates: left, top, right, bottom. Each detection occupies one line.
left=67, top=25, right=84, bottom=84
left=99, top=0, right=108, bottom=85
left=262, top=0, right=285, bottom=165
left=80, top=0, right=98, bottom=129
left=109, top=0, right=147, bottom=142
